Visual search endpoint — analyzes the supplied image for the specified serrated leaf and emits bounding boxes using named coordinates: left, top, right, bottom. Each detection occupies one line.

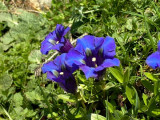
left=28, top=50, right=42, bottom=64
left=0, top=73, right=12, bottom=90
left=1, top=33, right=15, bottom=44
left=0, top=43, right=11, bottom=51
left=13, top=93, right=23, bottom=106
left=25, top=88, right=43, bottom=102
left=57, top=94, right=76, bottom=103
left=0, top=13, right=18, bottom=27
left=0, top=1, right=8, bottom=10
left=126, top=19, right=132, bottom=30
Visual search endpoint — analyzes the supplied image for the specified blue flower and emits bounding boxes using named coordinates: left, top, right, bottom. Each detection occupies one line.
left=66, top=35, right=120, bottom=79
left=146, top=41, right=160, bottom=69
left=41, top=24, right=73, bottom=55
left=42, top=53, right=77, bottom=93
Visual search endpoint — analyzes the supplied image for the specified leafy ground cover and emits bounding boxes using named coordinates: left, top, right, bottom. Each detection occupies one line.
left=0, top=0, right=160, bottom=119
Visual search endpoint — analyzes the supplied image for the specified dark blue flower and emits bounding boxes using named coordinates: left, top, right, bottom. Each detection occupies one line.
left=66, top=35, right=120, bottom=79
left=146, top=41, right=160, bottom=69
left=41, top=24, right=73, bottom=55
left=42, top=53, right=77, bottom=93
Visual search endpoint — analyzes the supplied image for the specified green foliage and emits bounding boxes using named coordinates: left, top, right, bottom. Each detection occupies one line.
left=1, top=0, right=160, bottom=119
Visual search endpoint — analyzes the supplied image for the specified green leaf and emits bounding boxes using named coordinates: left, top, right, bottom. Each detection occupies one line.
left=105, top=100, right=115, bottom=113
left=0, top=43, right=11, bottom=51
left=142, top=93, right=148, bottom=106
left=154, top=81, right=159, bottom=96
left=133, top=87, right=140, bottom=117
left=123, top=68, right=130, bottom=86
left=1, top=33, right=15, bottom=45
left=126, top=19, right=132, bottom=30
left=25, top=87, right=43, bottom=102
left=103, top=82, right=115, bottom=90
left=125, top=85, right=134, bottom=104
left=109, top=68, right=123, bottom=83
left=144, top=72, right=158, bottom=82
left=0, top=105, right=13, bottom=120
left=0, top=13, right=18, bottom=27
left=0, top=1, right=8, bottom=10
left=57, top=94, right=76, bottom=103
left=0, top=73, right=13, bottom=90
left=152, top=109, right=160, bottom=116
left=28, top=50, right=42, bottom=64
left=13, top=93, right=23, bottom=106
left=141, top=80, right=154, bottom=92
left=113, top=110, right=123, bottom=119
left=86, top=113, right=106, bottom=120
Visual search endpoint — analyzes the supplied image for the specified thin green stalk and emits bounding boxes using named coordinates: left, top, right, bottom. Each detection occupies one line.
left=38, top=77, right=55, bottom=119
left=0, top=104, right=13, bottom=120
left=75, top=92, right=87, bottom=112
left=105, top=98, right=109, bottom=120
left=144, top=15, right=155, bottom=51
left=81, top=100, right=86, bottom=110
left=152, top=1, right=160, bottom=19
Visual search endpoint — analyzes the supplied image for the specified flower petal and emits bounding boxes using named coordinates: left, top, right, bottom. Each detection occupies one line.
left=146, top=51, right=160, bottom=69
left=63, top=27, right=70, bottom=36
left=60, top=39, right=73, bottom=53
left=40, top=24, right=71, bottom=54
left=46, top=71, right=59, bottom=82
left=58, top=76, right=77, bottom=93
left=100, top=36, right=116, bottom=58
left=95, top=37, right=104, bottom=48
left=80, top=65, right=97, bottom=79
left=53, top=53, right=66, bottom=67
left=65, top=48, right=85, bottom=67
left=95, top=58, right=120, bottom=72
left=41, top=41, right=55, bottom=55
left=55, top=24, right=65, bottom=37
left=77, top=35, right=95, bottom=51
left=42, top=61, right=59, bottom=73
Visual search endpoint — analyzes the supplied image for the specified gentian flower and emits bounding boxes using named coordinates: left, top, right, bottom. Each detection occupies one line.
left=66, top=35, right=120, bottom=79
left=146, top=41, right=160, bottom=69
left=41, top=24, right=73, bottom=55
left=42, top=53, right=77, bottom=93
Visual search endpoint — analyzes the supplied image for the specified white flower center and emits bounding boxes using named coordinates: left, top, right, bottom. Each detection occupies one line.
left=60, top=72, right=64, bottom=75
left=56, top=41, right=59, bottom=44
left=92, top=57, right=96, bottom=62
left=49, top=39, right=55, bottom=45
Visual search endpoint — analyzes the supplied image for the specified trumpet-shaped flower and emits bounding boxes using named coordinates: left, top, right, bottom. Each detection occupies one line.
left=41, top=24, right=73, bottom=54
left=66, top=35, right=120, bottom=79
left=42, top=53, right=77, bottom=93
left=146, top=41, right=160, bottom=69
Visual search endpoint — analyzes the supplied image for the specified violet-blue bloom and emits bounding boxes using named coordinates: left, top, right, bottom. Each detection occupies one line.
left=41, top=24, right=73, bottom=55
left=66, top=35, right=120, bottom=79
left=146, top=41, right=160, bottom=69
left=42, top=53, right=77, bottom=93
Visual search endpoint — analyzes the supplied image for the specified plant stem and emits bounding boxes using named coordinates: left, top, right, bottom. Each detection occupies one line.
left=39, top=77, right=55, bottom=119
left=144, top=15, right=155, bottom=51
left=0, top=104, right=13, bottom=120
